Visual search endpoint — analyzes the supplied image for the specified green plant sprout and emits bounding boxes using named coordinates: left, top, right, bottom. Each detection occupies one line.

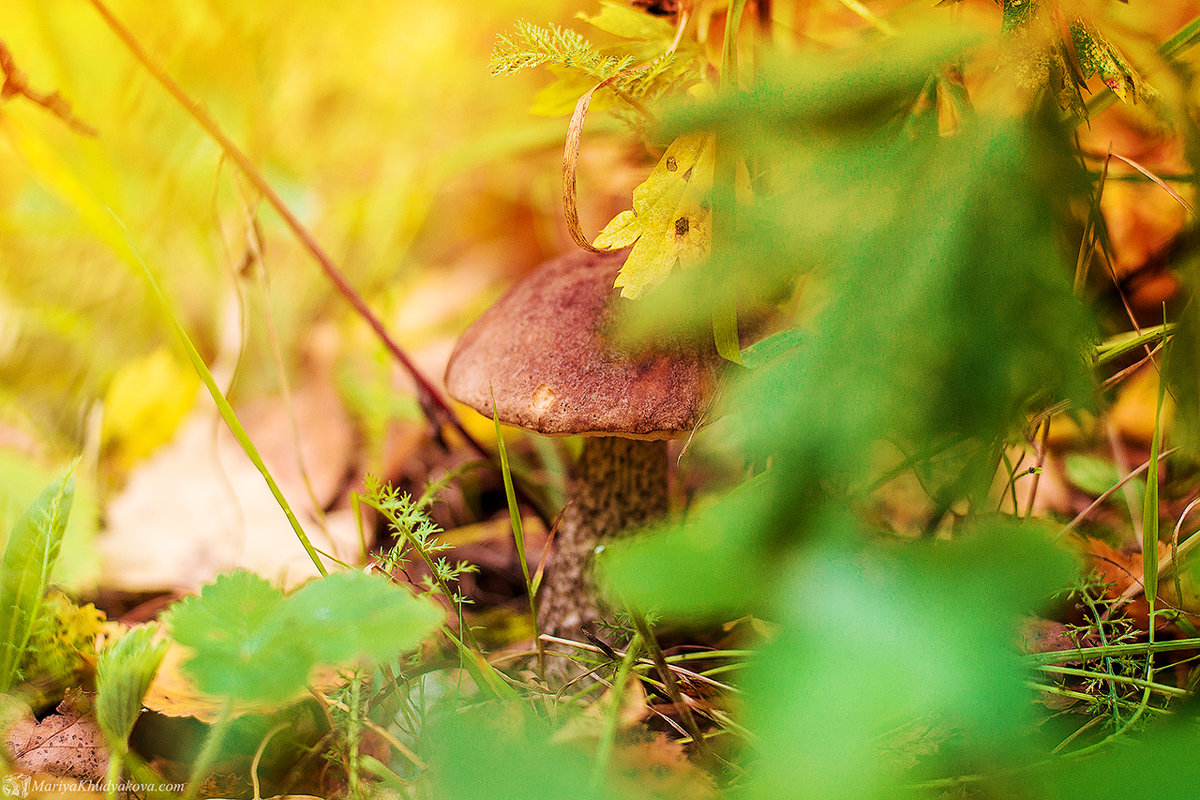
left=0, top=465, right=77, bottom=695
left=361, top=476, right=480, bottom=613
left=95, top=625, right=169, bottom=800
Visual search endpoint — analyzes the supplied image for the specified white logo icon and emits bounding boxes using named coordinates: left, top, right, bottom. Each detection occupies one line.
left=1, top=775, right=30, bottom=798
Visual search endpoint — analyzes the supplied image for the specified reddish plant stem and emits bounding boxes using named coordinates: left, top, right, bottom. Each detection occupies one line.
left=84, top=0, right=505, bottom=477
left=0, top=39, right=99, bottom=136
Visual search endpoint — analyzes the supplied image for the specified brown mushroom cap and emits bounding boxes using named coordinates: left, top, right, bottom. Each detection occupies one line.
left=444, top=249, right=719, bottom=439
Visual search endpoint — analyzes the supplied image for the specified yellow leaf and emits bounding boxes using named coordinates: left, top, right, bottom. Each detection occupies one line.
left=102, top=347, right=199, bottom=470
left=594, top=132, right=715, bottom=299
left=593, top=209, right=640, bottom=249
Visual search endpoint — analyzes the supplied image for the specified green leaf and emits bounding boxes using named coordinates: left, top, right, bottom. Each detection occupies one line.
left=279, top=570, right=442, bottom=665
left=166, top=569, right=440, bottom=704
left=427, top=704, right=604, bottom=800
left=95, top=625, right=169, bottom=752
left=1044, top=719, right=1200, bottom=799
left=595, top=131, right=716, bottom=298
left=608, top=30, right=1097, bottom=614
left=0, top=466, right=75, bottom=693
left=745, top=517, right=1077, bottom=800
left=599, top=475, right=774, bottom=619
left=0, top=452, right=98, bottom=590
left=642, top=58, right=1095, bottom=500
left=165, top=570, right=304, bottom=703
left=1063, top=453, right=1119, bottom=496
left=1063, top=453, right=1148, bottom=513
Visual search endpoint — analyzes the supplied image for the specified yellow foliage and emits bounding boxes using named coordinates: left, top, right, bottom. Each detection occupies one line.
left=101, top=347, right=199, bottom=469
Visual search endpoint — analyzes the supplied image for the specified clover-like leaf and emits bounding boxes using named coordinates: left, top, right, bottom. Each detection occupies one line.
left=278, top=570, right=443, bottom=666
left=165, top=569, right=441, bottom=705
left=164, top=570, right=304, bottom=703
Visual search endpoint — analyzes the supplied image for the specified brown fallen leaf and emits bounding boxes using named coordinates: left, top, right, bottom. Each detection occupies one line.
left=5, top=691, right=107, bottom=784
left=1075, top=535, right=1155, bottom=629
left=99, top=408, right=364, bottom=593
left=1019, top=616, right=1089, bottom=656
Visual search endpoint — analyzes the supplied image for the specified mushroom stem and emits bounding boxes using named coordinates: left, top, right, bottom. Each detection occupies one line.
left=538, top=436, right=668, bottom=639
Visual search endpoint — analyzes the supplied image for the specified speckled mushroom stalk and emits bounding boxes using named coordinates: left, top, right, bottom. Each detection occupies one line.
left=539, top=436, right=668, bottom=636
left=444, top=249, right=718, bottom=641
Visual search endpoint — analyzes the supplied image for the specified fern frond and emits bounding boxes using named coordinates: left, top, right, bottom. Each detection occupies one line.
left=490, top=21, right=635, bottom=81
left=361, top=477, right=475, bottom=609
left=492, top=20, right=704, bottom=125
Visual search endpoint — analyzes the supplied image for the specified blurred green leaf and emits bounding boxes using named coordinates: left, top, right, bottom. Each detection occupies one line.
left=280, top=570, right=442, bottom=666
left=166, top=569, right=439, bottom=704
left=165, top=570, right=303, bottom=703
left=745, top=517, right=1078, bottom=800
left=426, top=703, right=606, bottom=800
left=1042, top=719, right=1200, bottom=799
left=599, top=475, right=776, bottom=620
left=1064, top=453, right=1120, bottom=496
left=642, top=55, right=1093, bottom=508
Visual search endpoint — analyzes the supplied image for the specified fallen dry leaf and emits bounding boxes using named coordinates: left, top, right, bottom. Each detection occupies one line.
left=610, top=733, right=718, bottom=800
left=1019, top=616, right=1088, bottom=655
left=99, top=406, right=363, bottom=593
left=1075, top=534, right=1155, bottom=629
left=5, top=691, right=107, bottom=784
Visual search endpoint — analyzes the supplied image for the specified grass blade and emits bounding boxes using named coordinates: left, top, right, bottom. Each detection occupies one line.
left=491, top=392, right=543, bottom=672
left=1142, top=342, right=1170, bottom=626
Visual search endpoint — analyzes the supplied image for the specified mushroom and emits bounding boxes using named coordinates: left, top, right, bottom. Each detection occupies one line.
left=444, top=249, right=718, bottom=639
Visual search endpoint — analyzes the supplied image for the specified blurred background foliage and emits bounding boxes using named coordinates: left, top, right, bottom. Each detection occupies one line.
left=0, top=0, right=602, bottom=453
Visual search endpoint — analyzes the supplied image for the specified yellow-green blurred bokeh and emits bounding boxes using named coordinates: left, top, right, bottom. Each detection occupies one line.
left=0, top=0, right=581, bottom=453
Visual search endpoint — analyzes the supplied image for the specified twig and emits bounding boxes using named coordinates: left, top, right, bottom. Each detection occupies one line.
left=0, top=40, right=98, bottom=136
left=1057, top=447, right=1178, bottom=540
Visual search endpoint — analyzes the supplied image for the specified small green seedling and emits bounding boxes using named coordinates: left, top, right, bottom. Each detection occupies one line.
left=0, top=465, right=76, bottom=694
